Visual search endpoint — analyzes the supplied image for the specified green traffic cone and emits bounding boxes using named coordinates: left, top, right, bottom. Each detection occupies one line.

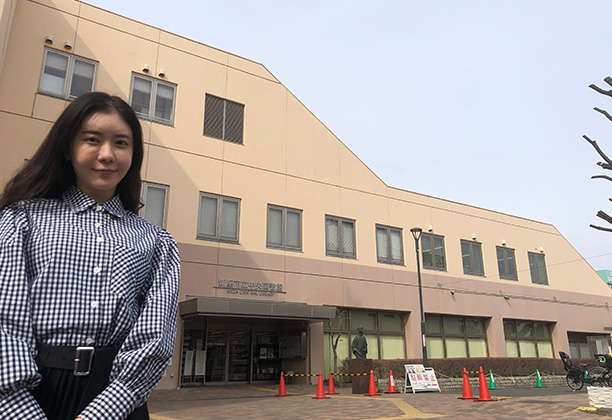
left=536, top=369, right=543, bottom=388
left=488, top=369, right=497, bottom=390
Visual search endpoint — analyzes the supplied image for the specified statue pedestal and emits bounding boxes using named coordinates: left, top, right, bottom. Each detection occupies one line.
left=348, top=359, right=372, bottom=394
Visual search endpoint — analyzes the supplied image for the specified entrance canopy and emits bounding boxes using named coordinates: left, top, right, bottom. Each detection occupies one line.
left=179, top=297, right=337, bottom=321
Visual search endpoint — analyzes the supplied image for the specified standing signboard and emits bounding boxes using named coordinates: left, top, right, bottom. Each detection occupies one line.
left=404, top=364, right=441, bottom=393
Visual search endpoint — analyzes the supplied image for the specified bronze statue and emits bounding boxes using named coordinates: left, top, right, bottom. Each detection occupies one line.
left=351, top=326, right=368, bottom=359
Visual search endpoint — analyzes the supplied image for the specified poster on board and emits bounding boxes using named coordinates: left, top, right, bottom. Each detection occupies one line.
left=404, top=364, right=441, bottom=393
left=183, top=350, right=194, bottom=377
left=194, top=350, right=206, bottom=376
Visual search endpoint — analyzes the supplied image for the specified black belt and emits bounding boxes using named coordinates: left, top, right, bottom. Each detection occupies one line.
left=36, top=343, right=120, bottom=376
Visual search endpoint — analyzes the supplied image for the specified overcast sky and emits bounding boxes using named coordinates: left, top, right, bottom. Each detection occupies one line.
left=87, top=0, right=612, bottom=272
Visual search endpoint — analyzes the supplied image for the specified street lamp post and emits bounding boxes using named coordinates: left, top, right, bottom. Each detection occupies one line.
left=410, top=227, right=428, bottom=367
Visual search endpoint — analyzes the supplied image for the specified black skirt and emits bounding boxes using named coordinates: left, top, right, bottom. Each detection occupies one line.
left=32, top=344, right=149, bottom=420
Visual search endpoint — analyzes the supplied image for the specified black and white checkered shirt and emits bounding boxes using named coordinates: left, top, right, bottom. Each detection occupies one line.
left=0, top=186, right=180, bottom=419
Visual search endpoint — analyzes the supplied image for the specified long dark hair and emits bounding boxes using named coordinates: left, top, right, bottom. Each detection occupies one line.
left=0, top=92, right=143, bottom=212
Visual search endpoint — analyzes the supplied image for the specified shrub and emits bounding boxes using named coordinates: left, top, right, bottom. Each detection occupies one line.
left=368, top=357, right=595, bottom=379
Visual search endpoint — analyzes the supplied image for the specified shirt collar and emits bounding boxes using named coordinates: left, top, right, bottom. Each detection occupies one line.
left=62, top=186, right=127, bottom=218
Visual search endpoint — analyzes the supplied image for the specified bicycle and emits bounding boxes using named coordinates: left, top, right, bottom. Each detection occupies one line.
left=559, top=351, right=612, bottom=390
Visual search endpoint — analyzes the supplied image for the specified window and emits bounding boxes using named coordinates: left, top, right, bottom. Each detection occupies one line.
left=425, top=315, right=488, bottom=358
left=461, top=240, right=484, bottom=276
left=528, top=252, right=549, bottom=285
left=376, top=225, right=403, bottom=265
left=323, top=309, right=405, bottom=374
left=568, top=333, right=590, bottom=359
left=325, top=216, right=355, bottom=258
left=39, top=48, right=96, bottom=99
left=504, top=319, right=553, bottom=358
left=203, top=94, right=244, bottom=144
left=130, top=74, right=176, bottom=125
left=267, top=205, right=302, bottom=251
left=139, top=182, right=168, bottom=228
left=568, top=333, right=611, bottom=358
left=421, top=233, right=446, bottom=270
left=497, top=246, right=517, bottom=280
left=197, top=193, right=240, bottom=242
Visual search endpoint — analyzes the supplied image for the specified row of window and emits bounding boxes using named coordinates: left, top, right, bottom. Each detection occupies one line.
left=140, top=183, right=549, bottom=285
left=426, top=316, right=555, bottom=359
left=429, top=318, right=609, bottom=360
left=323, top=311, right=597, bottom=361
left=42, top=48, right=549, bottom=285
left=39, top=48, right=245, bottom=143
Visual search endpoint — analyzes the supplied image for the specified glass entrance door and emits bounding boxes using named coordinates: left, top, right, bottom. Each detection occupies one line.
left=205, top=330, right=252, bottom=383
left=206, top=331, right=227, bottom=383
left=229, top=331, right=250, bottom=382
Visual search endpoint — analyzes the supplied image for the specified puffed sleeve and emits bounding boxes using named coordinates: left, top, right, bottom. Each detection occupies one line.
left=78, top=229, right=180, bottom=420
left=0, top=206, right=47, bottom=419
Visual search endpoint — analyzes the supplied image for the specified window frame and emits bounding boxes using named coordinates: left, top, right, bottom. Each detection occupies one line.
left=528, top=252, right=549, bottom=285
left=203, top=93, right=245, bottom=144
left=139, top=182, right=169, bottom=228
left=375, top=224, right=404, bottom=265
left=496, top=246, right=518, bottom=280
left=130, top=73, right=176, bottom=125
left=197, top=192, right=241, bottom=243
left=503, top=319, right=554, bottom=358
left=323, top=309, right=406, bottom=362
left=38, top=48, right=97, bottom=100
left=425, top=314, right=489, bottom=358
left=325, top=215, right=356, bottom=259
left=266, top=204, right=302, bottom=252
left=421, top=233, right=446, bottom=271
left=460, top=239, right=484, bottom=276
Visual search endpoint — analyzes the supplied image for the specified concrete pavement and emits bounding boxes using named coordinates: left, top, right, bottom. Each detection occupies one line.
left=147, top=383, right=601, bottom=420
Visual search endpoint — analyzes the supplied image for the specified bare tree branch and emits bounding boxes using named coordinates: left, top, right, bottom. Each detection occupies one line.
left=590, top=224, right=612, bottom=232
left=597, top=210, right=612, bottom=225
left=584, top=135, right=612, bottom=168
left=594, top=107, right=612, bottom=123
left=590, top=82, right=612, bottom=97
left=586, top=78, right=612, bottom=233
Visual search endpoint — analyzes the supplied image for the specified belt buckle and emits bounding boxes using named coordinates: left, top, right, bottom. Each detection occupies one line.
left=74, top=346, right=94, bottom=376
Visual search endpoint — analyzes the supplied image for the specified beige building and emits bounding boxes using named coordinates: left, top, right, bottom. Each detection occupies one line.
left=1, top=0, right=612, bottom=390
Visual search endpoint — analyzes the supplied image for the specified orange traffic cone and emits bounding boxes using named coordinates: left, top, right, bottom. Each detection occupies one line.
left=385, top=369, right=398, bottom=393
left=276, top=371, right=290, bottom=397
left=312, top=371, right=330, bottom=399
left=364, top=370, right=381, bottom=396
left=327, top=372, right=339, bottom=395
left=458, top=368, right=476, bottom=400
left=474, top=366, right=495, bottom=402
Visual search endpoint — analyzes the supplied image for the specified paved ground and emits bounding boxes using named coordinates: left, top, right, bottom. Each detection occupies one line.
left=147, top=383, right=602, bottom=420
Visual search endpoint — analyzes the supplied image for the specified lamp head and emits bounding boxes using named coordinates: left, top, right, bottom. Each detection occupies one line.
left=410, top=227, right=423, bottom=240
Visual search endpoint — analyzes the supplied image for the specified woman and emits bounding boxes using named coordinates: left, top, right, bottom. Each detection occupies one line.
left=0, top=92, right=180, bottom=419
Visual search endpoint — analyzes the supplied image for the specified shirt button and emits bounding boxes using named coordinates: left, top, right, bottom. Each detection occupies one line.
left=85, top=337, right=94, bottom=345
left=94, top=222, right=101, bottom=228
left=93, top=266, right=101, bottom=274
left=95, top=205, right=103, bottom=212
left=90, top=300, right=98, bottom=308
left=96, top=237, right=104, bottom=244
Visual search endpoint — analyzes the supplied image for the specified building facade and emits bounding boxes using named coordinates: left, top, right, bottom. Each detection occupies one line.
left=1, top=0, right=611, bottom=389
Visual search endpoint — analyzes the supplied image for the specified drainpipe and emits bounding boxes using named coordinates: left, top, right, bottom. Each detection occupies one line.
left=308, top=322, right=312, bottom=385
